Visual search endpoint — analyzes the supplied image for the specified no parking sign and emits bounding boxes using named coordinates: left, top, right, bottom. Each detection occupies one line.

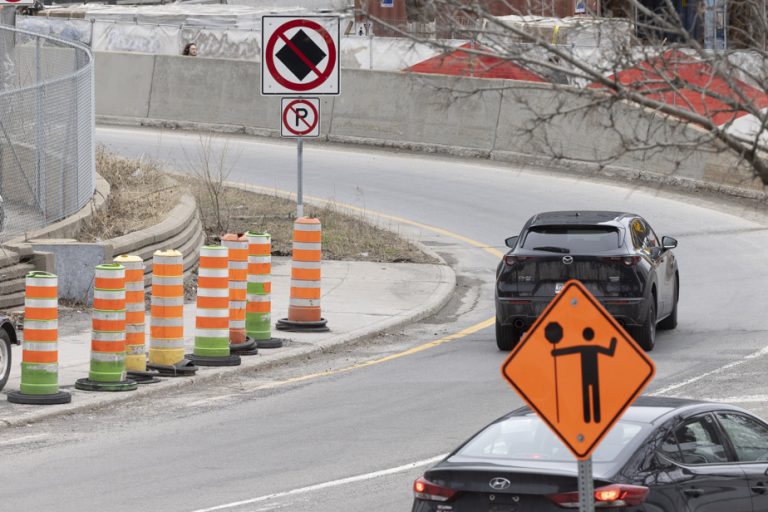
left=281, top=98, right=320, bottom=138
left=262, top=16, right=340, bottom=96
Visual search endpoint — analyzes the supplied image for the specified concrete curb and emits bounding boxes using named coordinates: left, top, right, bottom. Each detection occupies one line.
left=0, top=262, right=455, bottom=429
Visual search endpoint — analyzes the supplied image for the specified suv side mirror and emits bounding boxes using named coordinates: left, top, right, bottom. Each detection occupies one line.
left=662, top=236, right=678, bottom=250
left=505, top=236, right=519, bottom=249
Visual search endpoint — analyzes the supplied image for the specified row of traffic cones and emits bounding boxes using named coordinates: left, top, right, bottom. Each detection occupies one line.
left=7, top=217, right=329, bottom=405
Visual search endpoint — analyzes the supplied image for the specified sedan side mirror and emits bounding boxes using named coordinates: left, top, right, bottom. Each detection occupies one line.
left=662, top=236, right=678, bottom=250
left=505, top=236, right=519, bottom=249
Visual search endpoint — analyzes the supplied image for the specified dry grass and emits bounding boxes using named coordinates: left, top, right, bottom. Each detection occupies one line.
left=185, top=179, right=437, bottom=264
left=78, top=147, right=180, bottom=241
left=79, top=147, right=436, bottom=264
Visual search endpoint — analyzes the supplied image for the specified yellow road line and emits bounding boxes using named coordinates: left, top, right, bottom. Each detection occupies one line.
left=224, top=180, right=502, bottom=385
left=273, top=318, right=496, bottom=387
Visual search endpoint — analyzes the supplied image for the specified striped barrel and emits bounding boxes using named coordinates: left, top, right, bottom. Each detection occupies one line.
left=287, top=217, right=322, bottom=322
left=149, top=250, right=185, bottom=366
left=246, top=231, right=271, bottom=341
left=20, top=272, right=60, bottom=395
left=89, top=263, right=127, bottom=383
left=114, top=255, right=146, bottom=372
left=222, top=233, right=248, bottom=344
left=194, top=245, right=231, bottom=357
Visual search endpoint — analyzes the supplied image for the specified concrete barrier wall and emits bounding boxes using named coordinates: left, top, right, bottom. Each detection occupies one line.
left=94, top=52, right=154, bottom=118
left=95, top=51, right=762, bottom=197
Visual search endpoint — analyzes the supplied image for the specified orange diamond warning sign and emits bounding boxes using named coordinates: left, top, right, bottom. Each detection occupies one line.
left=501, top=280, right=655, bottom=460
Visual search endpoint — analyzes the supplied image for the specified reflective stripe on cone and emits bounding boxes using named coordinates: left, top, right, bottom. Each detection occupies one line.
left=149, top=250, right=185, bottom=366
left=193, top=245, right=232, bottom=358
left=20, top=272, right=61, bottom=395
left=246, top=231, right=272, bottom=341
left=114, top=255, right=146, bottom=372
left=88, top=263, right=128, bottom=383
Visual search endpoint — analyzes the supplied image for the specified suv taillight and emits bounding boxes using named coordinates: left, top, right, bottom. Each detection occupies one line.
left=413, top=476, right=457, bottom=502
left=599, top=256, right=641, bottom=267
left=504, top=255, right=530, bottom=265
left=547, top=484, right=649, bottom=508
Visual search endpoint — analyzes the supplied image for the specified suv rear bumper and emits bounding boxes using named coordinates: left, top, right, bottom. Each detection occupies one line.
left=496, top=296, right=646, bottom=330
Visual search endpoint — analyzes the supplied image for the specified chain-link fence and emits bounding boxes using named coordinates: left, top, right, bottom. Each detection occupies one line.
left=0, top=19, right=94, bottom=243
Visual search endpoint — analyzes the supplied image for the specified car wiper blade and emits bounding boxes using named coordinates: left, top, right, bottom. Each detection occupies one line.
left=532, top=246, right=571, bottom=253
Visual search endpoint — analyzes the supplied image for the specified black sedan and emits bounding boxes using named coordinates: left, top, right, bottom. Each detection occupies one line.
left=412, top=396, right=768, bottom=511
left=496, top=211, right=679, bottom=351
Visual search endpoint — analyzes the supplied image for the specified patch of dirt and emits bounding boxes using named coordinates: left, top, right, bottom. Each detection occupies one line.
left=183, top=178, right=438, bottom=264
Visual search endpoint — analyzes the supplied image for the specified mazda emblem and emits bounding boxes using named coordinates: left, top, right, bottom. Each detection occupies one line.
left=489, top=477, right=511, bottom=490
left=562, top=256, right=573, bottom=265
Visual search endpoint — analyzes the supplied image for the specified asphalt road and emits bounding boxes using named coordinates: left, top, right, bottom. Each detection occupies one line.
left=1, top=126, right=766, bottom=512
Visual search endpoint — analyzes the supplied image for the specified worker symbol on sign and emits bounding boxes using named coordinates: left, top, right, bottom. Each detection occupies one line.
left=546, top=321, right=617, bottom=424
left=500, top=280, right=655, bottom=460
left=281, top=98, right=320, bottom=138
left=262, top=16, right=340, bottom=95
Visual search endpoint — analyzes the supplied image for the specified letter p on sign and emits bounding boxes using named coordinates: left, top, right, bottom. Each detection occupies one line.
left=281, top=98, right=320, bottom=138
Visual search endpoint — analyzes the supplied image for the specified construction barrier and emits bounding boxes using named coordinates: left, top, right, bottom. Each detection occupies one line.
left=114, top=254, right=160, bottom=384
left=222, top=233, right=258, bottom=355
left=276, top=217, right=329, bottom=332
left=76, top=263, right=137, bottom=391
left=246, top=231, right=282, bottom=348
left=148, top=250, right=197, bottom=376
left=187, top=245, right=241, bottom=366
left=7, top=271, right=71, bottom=404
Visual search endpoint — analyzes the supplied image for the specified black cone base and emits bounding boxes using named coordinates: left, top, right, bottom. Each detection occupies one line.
left=256, top=337, right=284, bottom=349
left=146, top=358, right=198, bottom=377
left=230, top=338, right=258, bottom=355
left=276, top=318, right=329, bottom=332
left=126, top=370, right=163, bottom=384
left=185, top=353, right=241, bottom=367
left=75, top=378, right=138, bottom=392
left=7, top=390, right=72, bottom=405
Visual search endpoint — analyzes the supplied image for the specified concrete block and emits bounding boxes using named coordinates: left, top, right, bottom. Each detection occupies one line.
left=330, top=70, right=501, bottom=150
left=30, top=251, right=55, bottom=274
left=148, top=56, right=276, bottom=128
left=28, top=239, right=113, bottom=305
left=95, top=52, right=155, bottom=118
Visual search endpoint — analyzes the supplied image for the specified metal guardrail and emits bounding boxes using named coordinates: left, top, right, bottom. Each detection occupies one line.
left=0, top=22, right=95, bottom=243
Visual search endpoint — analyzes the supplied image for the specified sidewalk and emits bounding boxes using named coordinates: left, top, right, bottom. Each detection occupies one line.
left=0, top=258, right=455, bottom=428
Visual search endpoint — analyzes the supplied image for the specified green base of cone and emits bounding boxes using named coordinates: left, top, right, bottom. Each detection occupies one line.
left=75, top=378, right=138, bottom=392
left=7, top=390, right=71, bottom=405
left=185, top=353, right=241, bottom=367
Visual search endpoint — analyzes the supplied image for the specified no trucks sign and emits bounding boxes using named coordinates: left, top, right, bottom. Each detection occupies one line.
left=261, top=16, right=340, bottom=96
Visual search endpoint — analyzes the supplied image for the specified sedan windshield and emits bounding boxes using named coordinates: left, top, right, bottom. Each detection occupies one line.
left=522, top=226, right=620, bottom=253
left=455, top=415, right=646, bottom=463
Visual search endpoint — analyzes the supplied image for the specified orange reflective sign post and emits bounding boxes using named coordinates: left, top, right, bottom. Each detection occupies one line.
left=501, top=280, right=655, bottom=460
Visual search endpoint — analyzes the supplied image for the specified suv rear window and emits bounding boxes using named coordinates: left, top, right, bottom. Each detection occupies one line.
left=522, top=226, right=620, bottom=253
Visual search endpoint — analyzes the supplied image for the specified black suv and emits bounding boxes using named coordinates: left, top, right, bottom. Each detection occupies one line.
left=495, top=211, right=679, bottom=351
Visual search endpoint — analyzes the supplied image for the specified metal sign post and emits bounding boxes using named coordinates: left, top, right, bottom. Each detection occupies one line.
left=297, top=137, right=303, bottom=218
left=577, top=457, right=595, bottom=511
left=263, top=16, right=339, bottom=218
